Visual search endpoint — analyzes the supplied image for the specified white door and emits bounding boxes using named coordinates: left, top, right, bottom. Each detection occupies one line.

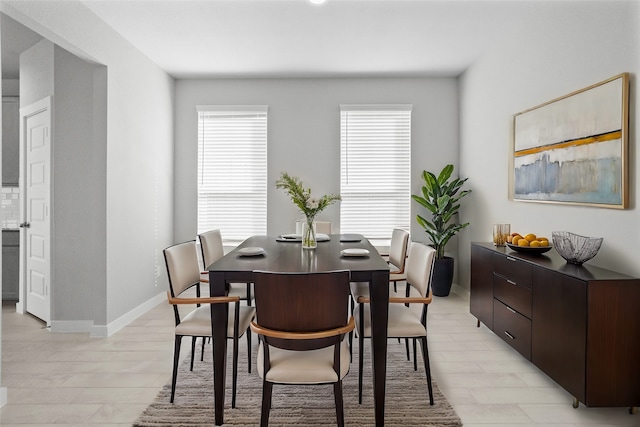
left=19, top=97, right=52, bottom=324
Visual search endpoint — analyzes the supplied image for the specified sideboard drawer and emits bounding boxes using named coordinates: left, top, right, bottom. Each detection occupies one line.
left=493, top=273, right=532, bottom=318
left=493, top=252, right=533, bottom=289
left=494, top=299, right=532, bottom=360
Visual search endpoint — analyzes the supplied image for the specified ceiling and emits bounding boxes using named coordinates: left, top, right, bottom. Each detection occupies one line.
left=3, top=0, right=537, bottom=80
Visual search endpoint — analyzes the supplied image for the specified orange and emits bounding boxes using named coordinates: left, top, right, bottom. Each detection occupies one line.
left=524, top=233, right=537, bottom=242
left=518, top=238, right=530, bottom=247
left=539, top=240, right=549, bottom=247
left=530, top=240, right=541, bottom=247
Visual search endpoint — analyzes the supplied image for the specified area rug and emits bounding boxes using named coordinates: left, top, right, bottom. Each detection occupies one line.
left=133, top=339, right=462, bottom=426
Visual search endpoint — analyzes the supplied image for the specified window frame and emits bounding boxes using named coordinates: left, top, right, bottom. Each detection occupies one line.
left=196, top=105, right=268, bottom=244
left=339, top=104, right=412, bottom=243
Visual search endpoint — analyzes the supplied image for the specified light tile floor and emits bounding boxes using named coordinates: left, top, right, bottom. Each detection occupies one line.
left=1, top=290, right=639, bottom=426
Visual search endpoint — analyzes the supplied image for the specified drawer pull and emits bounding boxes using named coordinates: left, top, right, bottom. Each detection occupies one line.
left=506, top=256, right=517, bottom=262
left=506, top=306, right=517, bottom=314
left=504, top=331, right=515, bottom=340
left=506, top=279, right=517, bottom=286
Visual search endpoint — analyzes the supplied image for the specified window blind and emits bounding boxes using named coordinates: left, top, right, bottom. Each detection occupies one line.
left=340, top=105, right=412, bottom=240
left=197, top=105, right=268, bottom=242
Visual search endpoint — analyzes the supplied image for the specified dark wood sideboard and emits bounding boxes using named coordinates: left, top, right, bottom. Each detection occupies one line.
left=470, top=242, right=640, bottom=411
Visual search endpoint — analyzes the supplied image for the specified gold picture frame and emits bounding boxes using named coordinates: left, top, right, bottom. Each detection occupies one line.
left=510, top=73, right=629, bottom=209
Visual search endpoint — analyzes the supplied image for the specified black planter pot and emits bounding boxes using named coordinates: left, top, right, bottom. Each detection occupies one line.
left=432, top=256, right=454, bottom=297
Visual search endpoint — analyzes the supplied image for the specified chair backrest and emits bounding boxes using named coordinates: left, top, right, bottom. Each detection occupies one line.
left=388, top=228, right=410, bottom=271
left=253, top=270, right=350, bottom=333
left=405, top=242, right=436, bottom=297
left=199, top=229, right=225, bottom=268
left=164, top=240, right=201, bottom=297
left=315, top=221, right=332, bottom=234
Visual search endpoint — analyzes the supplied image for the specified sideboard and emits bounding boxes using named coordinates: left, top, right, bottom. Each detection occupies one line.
left=470, top=242, right=640, bottom=411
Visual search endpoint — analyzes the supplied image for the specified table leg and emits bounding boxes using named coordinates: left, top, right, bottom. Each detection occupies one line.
left=210, top=271, right=228, bottom=426
left=369, top=270, right=389, bottom=426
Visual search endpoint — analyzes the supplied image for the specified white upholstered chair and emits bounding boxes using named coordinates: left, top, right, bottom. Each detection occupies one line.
left=164, top=240, right=255, bottom=407
left=314, top=220, right=333, bottom=235
left=199, top=229, right=253, bottom=304
left=386, top=228, right=410, bottom=292
left=353, top=241, right=436, bottom=405
left=349, top=228, right=411, bottom=359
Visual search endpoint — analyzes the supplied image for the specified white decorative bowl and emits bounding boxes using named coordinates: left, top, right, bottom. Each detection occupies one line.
left=551, top=231, right=602, bottom=265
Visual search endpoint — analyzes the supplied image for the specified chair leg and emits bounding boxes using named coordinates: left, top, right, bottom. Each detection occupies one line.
left=419, top=336, right=434, bottom=405
left=334, top=380, right=345, bottom=427
left=349, top=297, right=354, bottom=363
left=349, top=330, right=353, bottom=364
left=232, top=336, right=239, bottom=408
left=170, top=336, right=183, bottom=403
left=200, top=336, right=206, bottom=361
left=413, top=338, right=418, bottom=371
left=405, top=338, right=410, bottom=360
left=358, top=304, right=364, bottom=405
left=246, top=329, right=252, bottom=374
left=190, top=337, right=197, bottom=371
left=260, top=381, right=273, bottom=427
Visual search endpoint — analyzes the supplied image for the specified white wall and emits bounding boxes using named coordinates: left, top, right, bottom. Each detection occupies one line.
left=175, top=77, right=459, bottom=251
left=2, top=0, right=175, bottom=329
left=459, top=1, right=640, bottom=290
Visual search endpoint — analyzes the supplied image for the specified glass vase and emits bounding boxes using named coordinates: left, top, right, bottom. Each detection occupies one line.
left=301, top=217, right=317, bottom=249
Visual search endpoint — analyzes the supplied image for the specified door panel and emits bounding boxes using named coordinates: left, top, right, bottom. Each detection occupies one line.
left=20, top=97, right=51, bottom=324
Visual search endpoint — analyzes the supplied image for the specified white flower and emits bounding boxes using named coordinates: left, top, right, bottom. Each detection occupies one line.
left=307, top=197, right=319, bottom=210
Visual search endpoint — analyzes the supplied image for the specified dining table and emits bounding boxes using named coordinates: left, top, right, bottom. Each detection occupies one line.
left=207, top=233, right=390, bottom=426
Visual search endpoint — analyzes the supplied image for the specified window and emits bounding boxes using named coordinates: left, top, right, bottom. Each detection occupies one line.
left=197, top=105, right=267, bottom=242
left=340, top=105, right=412, bottom=240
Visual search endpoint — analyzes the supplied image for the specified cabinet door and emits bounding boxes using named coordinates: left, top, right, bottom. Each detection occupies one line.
left=2, top=231, right=19, bottom=300
left=532, top=269, right=586, bottom=403
left=470, top=244, right=493, bottom=328
left=494, top=299, right=531, bottom=359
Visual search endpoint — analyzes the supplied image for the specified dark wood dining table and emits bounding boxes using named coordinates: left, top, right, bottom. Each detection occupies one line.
left=207, top=234, right=390, bottom=426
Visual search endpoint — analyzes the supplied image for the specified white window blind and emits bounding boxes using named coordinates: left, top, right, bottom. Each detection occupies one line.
left=340, top=105, right=412, bottom=240
left=197, top=105, right=267, bottom=242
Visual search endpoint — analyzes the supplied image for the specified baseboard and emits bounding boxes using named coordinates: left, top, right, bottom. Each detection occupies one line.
left=91, top=291, right=167, bottom=338
left=49, top=291, right=166, bottom=337
left=0, top=387, right=7, bottom=407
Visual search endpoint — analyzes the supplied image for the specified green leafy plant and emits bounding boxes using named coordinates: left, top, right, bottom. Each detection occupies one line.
left=412, top=164, right=472, bottom=259
left=275, top=172, right=341, bottom=220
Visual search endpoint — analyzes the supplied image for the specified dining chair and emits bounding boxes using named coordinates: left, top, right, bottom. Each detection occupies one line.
left=164, top=240, right=256, bottom=407
left=353, top=241, right=436, bottom=405
left=349, top=228, right=411, bottom=360
left=387, top=228, right=410, bottom=292
left=199, top=229, right=254, bottom=304
left=250, top=270, right=355, bottom=427
left=314, top=220, right=333, bottom=235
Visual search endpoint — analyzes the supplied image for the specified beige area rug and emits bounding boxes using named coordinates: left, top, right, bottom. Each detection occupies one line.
left=134, top=339, right=462, bottom=426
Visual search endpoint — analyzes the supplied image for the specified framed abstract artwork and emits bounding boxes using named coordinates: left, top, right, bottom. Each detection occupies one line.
left=511, top=73, right=629, bottom=209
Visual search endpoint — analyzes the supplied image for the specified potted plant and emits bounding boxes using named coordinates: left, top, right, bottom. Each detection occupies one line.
left=275, top=172, right=340, bottom=249
left=412, top=164, right=471, bottom=296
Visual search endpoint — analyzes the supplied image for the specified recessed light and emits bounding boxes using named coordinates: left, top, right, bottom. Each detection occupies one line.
left=308, top=0, right=328, bottom=5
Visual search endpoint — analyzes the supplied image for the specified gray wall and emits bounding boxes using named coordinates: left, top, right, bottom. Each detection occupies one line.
left=175, top=77, right=459, bottom=252
left=459, top=1, right=640, bottom=290
left=52, top=45, right=108, bottom=324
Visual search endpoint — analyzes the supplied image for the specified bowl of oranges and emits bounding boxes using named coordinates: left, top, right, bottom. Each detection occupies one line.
left=505, top=232, right=553, bottom=255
